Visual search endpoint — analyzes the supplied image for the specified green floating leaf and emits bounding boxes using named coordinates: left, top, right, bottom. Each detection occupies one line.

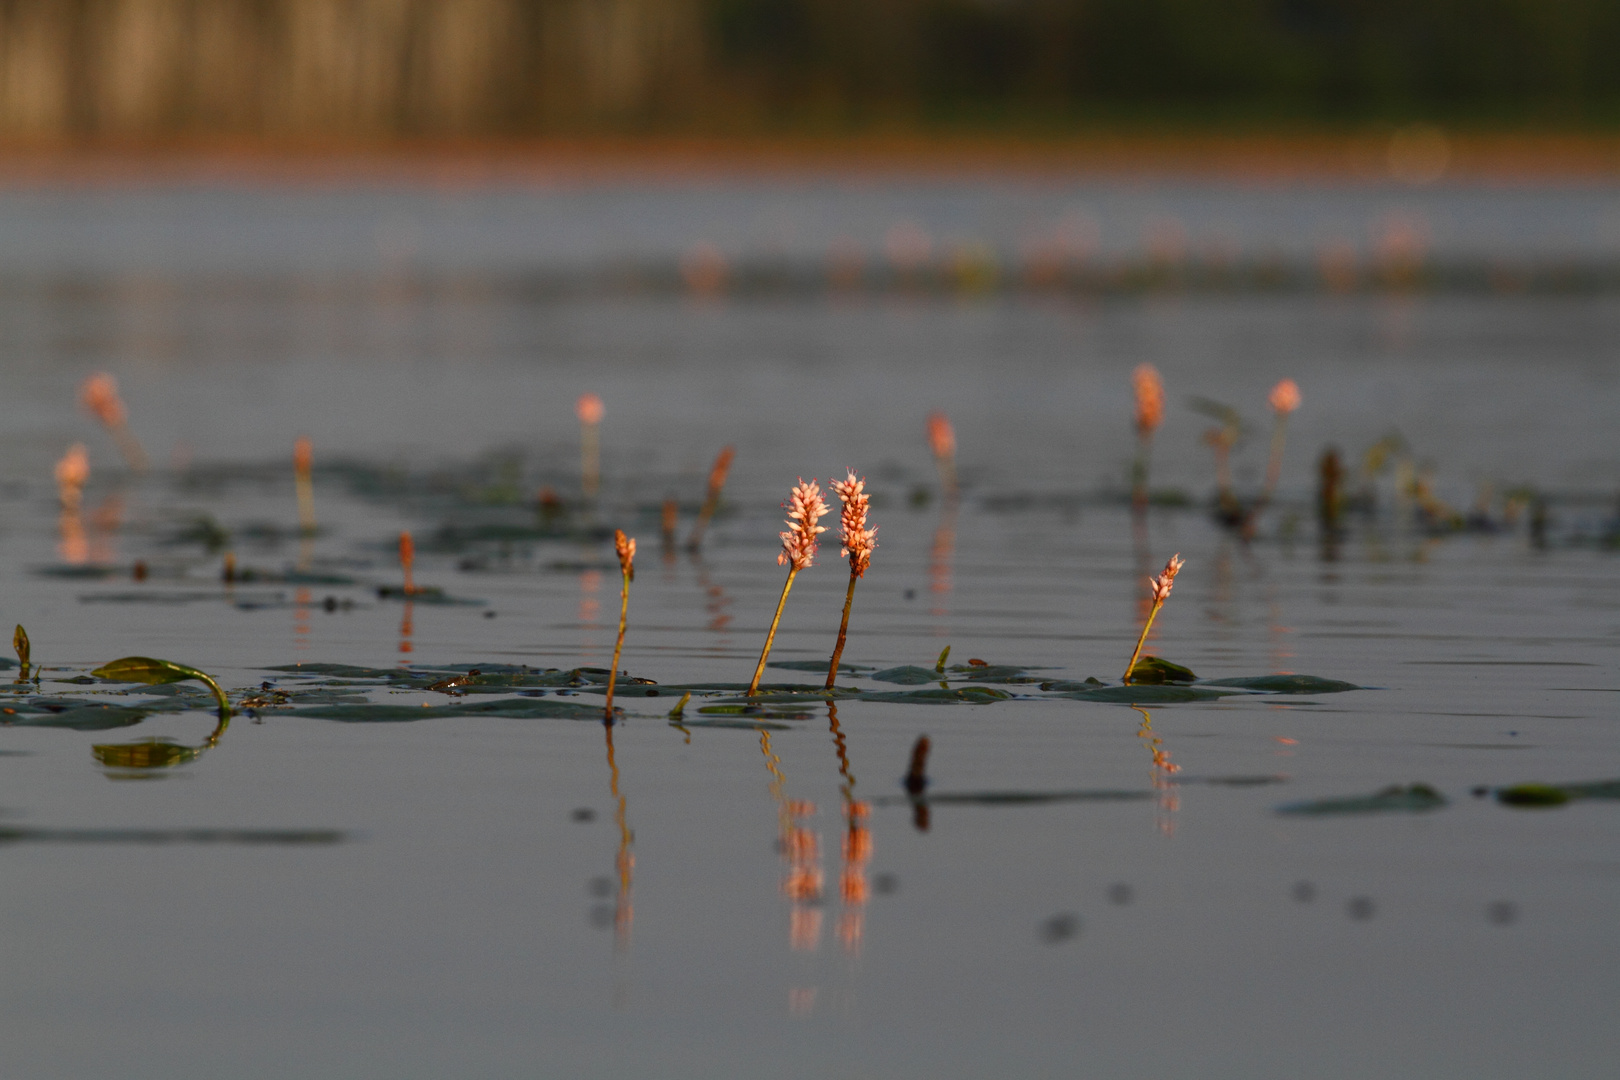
left=1203, top=675, right=1361, bottom=694
left=869, top=666, right=946, bottom=685
left=696, top=704, right=814, bottom=720
left=91, top=657, right=229, bottom=718
left=3, top=704, right=151, bottom=731
left=1276, top=784, right=1447, bottom=816
left=767, top=660, right=872, bottom=673
left=1496, top=779, right=1620, bottom=808
left=1054, top=685, right=1239, bottom=704
left=856, top=687, right=1011, bottom=705
left=288, top=697, right=607, bottom=723
left=952, top=665, right=1037, bottom=683
left=1125, top=656, right=1198, bottom=684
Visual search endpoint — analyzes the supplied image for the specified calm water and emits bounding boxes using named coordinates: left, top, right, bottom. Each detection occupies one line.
left=0, top=179, right=1618, bottom=1079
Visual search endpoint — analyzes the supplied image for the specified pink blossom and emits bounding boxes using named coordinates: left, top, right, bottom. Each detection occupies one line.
left=777, top=478, right=829, bottom=571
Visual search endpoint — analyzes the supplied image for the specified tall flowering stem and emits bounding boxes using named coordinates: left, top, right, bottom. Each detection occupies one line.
left=576, top=393, right=604, bottom=500
left=1124, top=554, right=1184, bottom=683
left=1131, top=364, right=1164, bottom=511
left=79, top=373, right=148, bottom=474
left=604, top=529, right=636, bottom=724
left=748, top=479, right=828, bottom=696
left=927, top=413, right=957, bottom=500
left=1263, top=378, right=1301, bottom=501
left=686, top=445, right=736, bottom=551
left=825, top=472, right=877, bottom=690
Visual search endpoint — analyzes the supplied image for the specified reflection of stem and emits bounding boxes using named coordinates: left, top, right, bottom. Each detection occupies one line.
left=824, top=567, right=859, bottom=690
left=748, top=567, right=798, bottom=695
left=604, top=723, right=633, bottom=948
left=1133, top=707, right=1180, bottom=836
left=828, top=702, right=870, bottom=954
left=605, top=569, right=630, bottom=723
left=1123, top=597, right=1165, bottom=683
left=935, top=451, right=957, bottom=501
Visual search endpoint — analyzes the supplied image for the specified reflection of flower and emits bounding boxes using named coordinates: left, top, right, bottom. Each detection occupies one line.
left=1133, top=364, right=1164, bottom=434
left=831, top=472, right=877, bottom=576
left=79, top=373, right=126, bottom=427
left=55, top=443, right=90, bottom=511
left=575, top=393, right=603, bottom=424
left=1268, top=378, right=1301, bottom=415
left=777, top=479, right=829, bottom=570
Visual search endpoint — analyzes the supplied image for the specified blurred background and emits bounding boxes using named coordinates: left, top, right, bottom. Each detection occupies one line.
left=0, top=0, right=1616, bottom=139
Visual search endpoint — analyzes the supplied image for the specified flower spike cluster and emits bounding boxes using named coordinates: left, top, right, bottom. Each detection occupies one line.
left=1149, top=553, right=1184, bottom=604
left=777, top=479, right=829, bottom=570
left=831, top=472, right=877, bottom=577
left=615, top=529, right=637, bottom=580
left=79, top=374, right=127, bottom=428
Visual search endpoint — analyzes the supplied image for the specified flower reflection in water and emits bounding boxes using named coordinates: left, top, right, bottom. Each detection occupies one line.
left=1134, top=707, right=1180, bottom=837
left=759, top=729, right=823, bottom=953
left=827, top=702, right=871, bottom=955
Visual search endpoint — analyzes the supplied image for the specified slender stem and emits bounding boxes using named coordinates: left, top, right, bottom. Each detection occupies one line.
left=1262, top=414, right=1290, bottom=503
left=604, top=569, right=630, bottom=723
left=1132, top=430, right=1152, bottom=510
left=748, top=567, right=798, bottom=695
left=824, top=567, right=859, bottom=690
left=1123, top=598, right=1164, bottom=684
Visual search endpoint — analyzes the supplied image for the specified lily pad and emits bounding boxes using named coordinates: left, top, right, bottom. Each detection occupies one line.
left=768, top=660, right=872, bottom=673
left=1203, top=675, right=1361, bottom=694
left=288, top=698, right=607, bottom=723
left=1496, top=779, right=1620, bottom=807
left=869, top=666, right=947, bottom=685
left=1053, top=685, right=1239, bottom=704
left=2, top=703, right=152, bottom=731
left=1276, top=784, right=1447, bottom=816
left=856, top=687, right=1011, bottom=704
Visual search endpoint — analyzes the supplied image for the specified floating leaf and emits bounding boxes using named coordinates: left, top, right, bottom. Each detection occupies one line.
left=288, top=698, right=607, bottom=723
left=1276, top=784, right=1447, bottom=816
left=3, top=704, right=151, bottom=731
left=1203, top=674, right=1360, bottom=694
left=91, top=657, right=229, bottom=719
left=856, top=687, right=1011, bottom=704
left=1053, top=685, right=1238, bottom=704
left=1125, top=655, right=1197, bottom=684
left=869, top=666, right=946, bottom=685
left=697, top=704, right=814, bottom=720
left=768, top=660, right=872, bottom=673
left=1495, top=779, right=1620, bottom=808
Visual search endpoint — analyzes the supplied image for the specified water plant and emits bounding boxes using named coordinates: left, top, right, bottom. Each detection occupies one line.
left=603, top=529, right=636, bottom=723
left=13, top=625, right=31, bottom=681
left=927, top=413, right=957, bottom=499
left=1131, top=364, right=1164, bottom=510
left=824, top=472, right=877, bottom=690
left=576, top=393, right=603, bottom=500
left=294, top=435, right=317, bottom=535
left=686, top=445, right=735, bottom=551
left=91, top=656, right=231, bottom=721
left=1262, top=378, right=1301, bottom=503
left=1123, top=554, right=1184, bottom=684
left=748, top=479, right=829, bottom=695
left=78, top=374, right=147, bottom=473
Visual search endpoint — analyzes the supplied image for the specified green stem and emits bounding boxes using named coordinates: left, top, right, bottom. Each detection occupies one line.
left=1123, top=599, right=1164, bottom=684
left=748, top=567, right=798, bottom=695
left=604, top=569, right=630, bottom=723
left=824, top=567, right=859, bottom=691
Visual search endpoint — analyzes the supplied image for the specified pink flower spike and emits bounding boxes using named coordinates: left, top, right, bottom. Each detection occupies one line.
left=1149, top=553, right=1184, bottom=605
left=927, top=413, right=956, bottom=459
left=1269, top=378, right=1301, bottom=415
left=1133, top=364, right=1164, bottom=434
left=831, top=471, right=878, bottom=577
left=614, top=529, right=636, bottom=577
left=777, top=478, right=830, bottom=571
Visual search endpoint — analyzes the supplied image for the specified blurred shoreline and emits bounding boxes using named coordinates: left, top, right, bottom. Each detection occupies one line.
left=0, top=132, right=1618, bottom=188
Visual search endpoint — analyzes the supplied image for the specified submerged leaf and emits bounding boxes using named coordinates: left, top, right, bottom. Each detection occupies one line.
left=1276, top=784, right=1447, bottom=816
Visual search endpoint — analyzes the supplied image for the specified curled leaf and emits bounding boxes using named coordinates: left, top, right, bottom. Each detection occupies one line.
left=13, top=625, right=29, bottom=672
left=91, top=656, right=229, bottom=720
